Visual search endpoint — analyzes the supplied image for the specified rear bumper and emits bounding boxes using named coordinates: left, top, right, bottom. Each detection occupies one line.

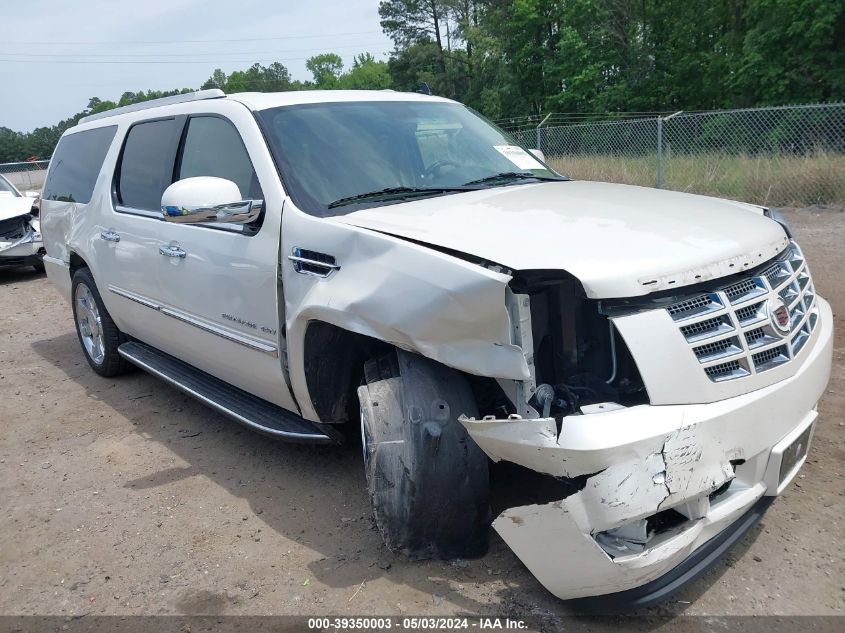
left=461, top=296, right=833, bottom=602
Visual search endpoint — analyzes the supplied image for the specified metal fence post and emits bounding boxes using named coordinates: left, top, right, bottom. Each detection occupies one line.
left=656, top=111, right=683, bottom=189
left=536, top=113, right=552, bottom=151
left=656, top=116, right=664, bottom=188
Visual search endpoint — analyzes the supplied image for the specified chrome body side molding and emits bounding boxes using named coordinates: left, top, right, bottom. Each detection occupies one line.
left=108, top=285, right=277, bottom=356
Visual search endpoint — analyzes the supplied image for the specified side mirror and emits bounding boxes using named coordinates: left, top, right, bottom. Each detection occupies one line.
left=529, top=149, right=546, bottom=163
left=160, top=177, right=263, bottom=225
left=24, top=190, right=40, bottom=199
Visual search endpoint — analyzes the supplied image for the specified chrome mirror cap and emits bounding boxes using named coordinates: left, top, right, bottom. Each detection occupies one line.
left=161, top=176, right=262, bottom=225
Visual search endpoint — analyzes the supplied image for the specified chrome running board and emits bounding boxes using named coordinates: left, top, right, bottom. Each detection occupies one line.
left=118, top=341, right=335, bottom=444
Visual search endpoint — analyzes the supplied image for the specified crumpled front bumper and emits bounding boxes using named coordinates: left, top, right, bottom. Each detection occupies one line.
left=0, top=217, right=43, bottom=266
left=461, top=297, right=833, bottom=602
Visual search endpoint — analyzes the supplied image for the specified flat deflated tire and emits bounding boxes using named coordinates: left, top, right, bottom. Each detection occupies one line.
left=357, top=349, right=490, bottom=560
left=71, top=268, right=131, bottom=377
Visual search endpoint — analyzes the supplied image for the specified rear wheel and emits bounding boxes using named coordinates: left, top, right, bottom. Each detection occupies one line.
left=357, top=349, right=490, bottom=560
left=71, top=268, right=131, bottom=377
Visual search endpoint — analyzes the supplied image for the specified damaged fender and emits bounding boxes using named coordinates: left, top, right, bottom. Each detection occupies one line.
left=280, top=201, right=531, bottom=422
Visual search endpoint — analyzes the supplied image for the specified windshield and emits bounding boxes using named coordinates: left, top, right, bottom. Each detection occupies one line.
left=256, top=100, right=562, bottom=216
left=0, top=175, right=20, bottom=197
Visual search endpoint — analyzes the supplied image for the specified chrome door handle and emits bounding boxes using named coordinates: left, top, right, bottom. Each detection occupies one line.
left=159, top=244, right=186, bottom=258
left=99, top=229, right=120, bottom=242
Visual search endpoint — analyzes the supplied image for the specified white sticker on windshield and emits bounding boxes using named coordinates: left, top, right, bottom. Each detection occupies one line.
left=493, top=145, right=544, bottom=170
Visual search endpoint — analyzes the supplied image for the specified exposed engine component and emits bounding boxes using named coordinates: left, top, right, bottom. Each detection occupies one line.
left=511, top=270, right=648, bottom=417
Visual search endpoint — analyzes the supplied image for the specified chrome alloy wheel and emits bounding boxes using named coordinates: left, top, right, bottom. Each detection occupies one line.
left=75, top=283, right=105, bottom=365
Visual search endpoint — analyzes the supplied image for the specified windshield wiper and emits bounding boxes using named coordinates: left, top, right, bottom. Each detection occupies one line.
left=327, top=186, right=476, bottom=209
left=462, top=172, right=564, bottom=186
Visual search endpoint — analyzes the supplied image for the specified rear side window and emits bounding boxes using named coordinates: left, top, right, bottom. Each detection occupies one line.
left=178, top=116, right=262, bottom=200
left=117, top=118, right=179, bottom=211
left=43, top=125, right=117, bottom=203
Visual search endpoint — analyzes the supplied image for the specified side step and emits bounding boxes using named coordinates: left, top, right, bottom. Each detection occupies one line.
left=118, top=341, right=336, bottom=444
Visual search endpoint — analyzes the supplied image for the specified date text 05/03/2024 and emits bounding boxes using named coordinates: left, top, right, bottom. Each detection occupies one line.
left=306, top=617, right=528, bottom=630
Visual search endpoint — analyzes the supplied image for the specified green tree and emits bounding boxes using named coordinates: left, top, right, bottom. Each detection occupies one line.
left=732, top=0, right=845, bottom=105
left=339, top=54, right=393, bottom=89
left=221, top=62, right=292, bottom=92
left=306, top=53, right=345, bottom=88
left=380, top=0, right=449, bottom=74
left=201, top=69, right=228, bottom=90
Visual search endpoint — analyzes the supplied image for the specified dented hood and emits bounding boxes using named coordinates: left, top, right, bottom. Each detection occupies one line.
left=0, top=195, right=35, bottom=222
left=335, top=181, right=789, bottom=299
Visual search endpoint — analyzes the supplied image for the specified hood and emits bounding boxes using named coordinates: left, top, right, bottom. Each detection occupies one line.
left=0, top=195, right=35, bottom=222
left=334, top=181, right=789, bottom=299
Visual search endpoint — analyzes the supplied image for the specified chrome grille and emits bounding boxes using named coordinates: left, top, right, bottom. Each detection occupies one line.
left=666, top=293, right=721, bottom=320
left=667, top=240, right=819, bottom=382
left=693, top=336, right=742, bottom=362
left=679, top=315, right=733, bottom=342
left=734, top=301, right=766, bottom=324
left=761, top=260, right=791, bottom=289
left=704, top=360, right=750, bottom=382
left=752, top=345, right=789, bottom=372
left=723, top=277, right=766, bottom=303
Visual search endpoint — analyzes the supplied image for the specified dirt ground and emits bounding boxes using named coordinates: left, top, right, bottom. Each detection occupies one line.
left=0, top=207, right=842, bottom=619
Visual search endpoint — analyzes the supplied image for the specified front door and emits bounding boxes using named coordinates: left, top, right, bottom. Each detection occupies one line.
left=151, top=108, right=296, bottom=410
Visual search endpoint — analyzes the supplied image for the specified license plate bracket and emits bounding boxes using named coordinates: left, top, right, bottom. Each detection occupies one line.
left=779, top=424, right=813, bottom=485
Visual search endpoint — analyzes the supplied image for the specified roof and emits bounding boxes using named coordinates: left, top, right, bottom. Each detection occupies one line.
left=226, top=90, right=455, bottom=111
left=74, top=89, right=457, bottom=129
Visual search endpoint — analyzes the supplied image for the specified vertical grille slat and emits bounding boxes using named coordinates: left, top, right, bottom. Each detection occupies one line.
left=666, top=240, right=818, bottom=382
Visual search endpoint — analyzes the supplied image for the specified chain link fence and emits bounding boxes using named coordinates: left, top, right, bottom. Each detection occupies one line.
left=0, top=160, right=50, bottom=191
left=502, top=103, right=845, bottom=207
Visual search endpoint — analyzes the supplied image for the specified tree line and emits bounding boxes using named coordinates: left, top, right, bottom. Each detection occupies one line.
left=1, top=0, right=842, bottom=163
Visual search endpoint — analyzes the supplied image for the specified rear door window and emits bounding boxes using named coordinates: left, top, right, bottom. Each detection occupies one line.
left=43, top=125, right=117, bottom=203
left=117, top=118, right=180, bottom=212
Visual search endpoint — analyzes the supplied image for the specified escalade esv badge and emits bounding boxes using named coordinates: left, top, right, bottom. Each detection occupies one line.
left=769, top=296, right=792, bottom=335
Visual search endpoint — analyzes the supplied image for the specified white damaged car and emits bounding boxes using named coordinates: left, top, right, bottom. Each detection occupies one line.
left=40, top=90, right=833, bottom=608
left=0, top=173, right=44, bottom=272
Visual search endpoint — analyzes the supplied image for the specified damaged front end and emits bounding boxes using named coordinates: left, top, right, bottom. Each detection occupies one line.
left=0, top=212, right=43, bottom=268
left=460, top=260, right=833, bottom=603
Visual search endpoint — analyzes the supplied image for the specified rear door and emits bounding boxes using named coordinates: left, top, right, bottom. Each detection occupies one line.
left=151, top=103, right=296, bottom=410
left=91, top=116, right=182, bottom=343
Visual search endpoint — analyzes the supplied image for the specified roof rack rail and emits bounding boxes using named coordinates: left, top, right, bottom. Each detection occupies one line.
left=79, top=89, right=226, bottom=125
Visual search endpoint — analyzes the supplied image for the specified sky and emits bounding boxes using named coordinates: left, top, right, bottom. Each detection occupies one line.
left=0, top=0, right=395, bottom=132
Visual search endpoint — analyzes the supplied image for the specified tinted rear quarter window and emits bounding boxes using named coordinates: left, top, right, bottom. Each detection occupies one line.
left=117, top=118, right=179, bottom=211
left=43, top=125, right=117, bottom=203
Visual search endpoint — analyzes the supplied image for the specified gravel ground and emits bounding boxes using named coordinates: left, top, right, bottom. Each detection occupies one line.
left=0, top=207, right=842, bottom=618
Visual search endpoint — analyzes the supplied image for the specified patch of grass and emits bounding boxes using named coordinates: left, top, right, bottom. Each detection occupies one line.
left=547, top=151, right=845, bottom=207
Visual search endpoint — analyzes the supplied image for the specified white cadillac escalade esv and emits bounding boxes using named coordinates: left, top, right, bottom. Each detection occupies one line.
left=40, top=89, right=833, bottom=608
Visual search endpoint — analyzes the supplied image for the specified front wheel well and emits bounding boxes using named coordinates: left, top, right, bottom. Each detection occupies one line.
left=302, top=322, right=392, bottom=424
left=302, top=321, right=514, bottom=425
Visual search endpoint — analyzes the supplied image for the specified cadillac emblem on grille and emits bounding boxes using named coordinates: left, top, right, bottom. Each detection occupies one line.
left=768, top=297, right=791, bottom=335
